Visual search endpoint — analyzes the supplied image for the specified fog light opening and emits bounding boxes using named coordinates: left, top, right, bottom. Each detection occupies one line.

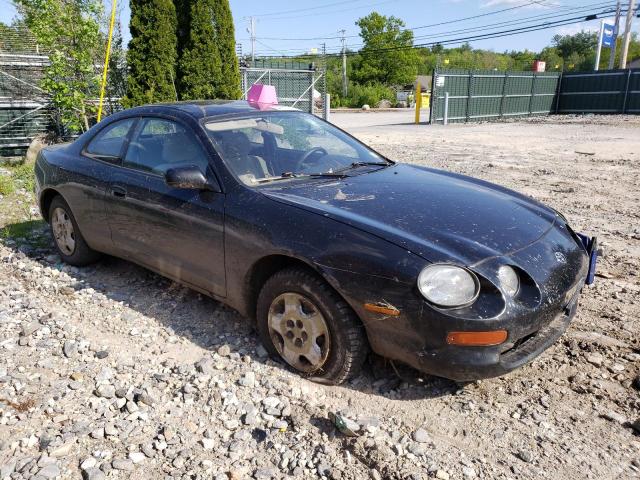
left=446, top=330, right=508, bottom=346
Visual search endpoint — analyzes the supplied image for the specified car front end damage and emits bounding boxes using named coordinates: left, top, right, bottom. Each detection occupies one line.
left=320, top=220, right=597, bottom=382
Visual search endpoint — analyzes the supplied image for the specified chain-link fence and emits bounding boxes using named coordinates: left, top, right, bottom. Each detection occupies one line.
left=240, top=65, right=326, bottom=118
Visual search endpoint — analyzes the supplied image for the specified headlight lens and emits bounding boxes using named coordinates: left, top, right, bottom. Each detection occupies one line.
left=498, top=265, right=520, bottom=297
left=417, top=265, right=478, bottom=307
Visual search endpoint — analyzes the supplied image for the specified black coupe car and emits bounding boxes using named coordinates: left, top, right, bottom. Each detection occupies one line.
left=34, top=100, right=597, bottom=384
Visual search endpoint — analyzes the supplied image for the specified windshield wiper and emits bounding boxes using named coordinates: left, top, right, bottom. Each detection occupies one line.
left=307, top=171, right=350, bottom=178
left=255, top=172, right=311, bottom=184
left=337, top=161, right=390, bottom=171
left=309, top=161, right=390, bottom=178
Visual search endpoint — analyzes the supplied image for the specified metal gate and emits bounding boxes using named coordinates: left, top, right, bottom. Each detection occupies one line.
left=240, top=66, right=326, bottom=118
left=430, top=68, right=561, bottom=124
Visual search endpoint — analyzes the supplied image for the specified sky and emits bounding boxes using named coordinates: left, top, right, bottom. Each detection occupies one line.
left=0, top=0, right=638, bottom=56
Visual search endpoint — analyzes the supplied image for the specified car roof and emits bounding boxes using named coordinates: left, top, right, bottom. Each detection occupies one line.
left=123, top=100, right=299, bottom=119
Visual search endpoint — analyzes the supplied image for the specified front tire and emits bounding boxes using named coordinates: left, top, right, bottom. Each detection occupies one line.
left=256, top=267, right=368, bottom=384
left=48, top=196, right=100, bottom=266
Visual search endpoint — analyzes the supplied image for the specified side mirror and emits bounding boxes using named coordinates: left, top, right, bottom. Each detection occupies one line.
left=165, top=166, right=217, bottom=191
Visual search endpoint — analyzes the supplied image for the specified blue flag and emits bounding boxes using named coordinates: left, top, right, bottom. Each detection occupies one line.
left=602, top=23, right=616, bottom=48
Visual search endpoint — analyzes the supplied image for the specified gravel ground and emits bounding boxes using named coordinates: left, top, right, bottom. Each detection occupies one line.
left=1, top=114, right=639, bottom=480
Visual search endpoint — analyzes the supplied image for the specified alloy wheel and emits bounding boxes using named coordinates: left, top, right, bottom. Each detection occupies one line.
left=51, top=207, right=76, bottom=256
left=267, top=292, right=330, bottom=373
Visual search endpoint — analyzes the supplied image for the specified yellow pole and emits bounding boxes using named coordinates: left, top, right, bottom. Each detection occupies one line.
left=414, top=81, right=422, bottom=124
left=97, top=0, right=117, bottom=123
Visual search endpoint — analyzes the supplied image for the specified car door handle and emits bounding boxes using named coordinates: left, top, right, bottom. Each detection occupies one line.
left=111, top=186, right=127, bottom=198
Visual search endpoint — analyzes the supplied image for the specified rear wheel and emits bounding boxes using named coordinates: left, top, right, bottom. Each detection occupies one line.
left=49, top=196, right=100, bottom=266
left=256, top=267, right=368, bottom=384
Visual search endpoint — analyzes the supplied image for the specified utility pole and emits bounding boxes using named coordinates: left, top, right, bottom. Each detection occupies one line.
left=247, top=16, right=256, bottom=64
left=594, top=20, right=605, bottom=70
left=608, top=0, right=621, bottom=70
left=620, top=0, right=637, bottom=68
left=339, top=29, right=347, bottom=97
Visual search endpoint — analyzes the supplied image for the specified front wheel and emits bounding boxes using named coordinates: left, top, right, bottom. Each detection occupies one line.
left=256, top=267, right=368, bottom=384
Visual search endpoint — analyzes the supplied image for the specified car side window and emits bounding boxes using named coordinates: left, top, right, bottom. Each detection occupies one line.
left=123, top=118, right=210, bottom=175
left=85, top=118, right=135, bottom=160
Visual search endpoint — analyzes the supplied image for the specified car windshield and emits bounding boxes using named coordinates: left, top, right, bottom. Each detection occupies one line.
left=204, top=111, right=390, bottom=185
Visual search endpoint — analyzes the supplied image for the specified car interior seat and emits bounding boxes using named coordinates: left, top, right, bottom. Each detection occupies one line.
left=211, top=130, right=270, bottom=183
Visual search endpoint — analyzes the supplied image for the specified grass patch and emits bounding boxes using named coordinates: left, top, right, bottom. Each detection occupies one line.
left=1, top=219, right=44, bottom=239
left=0, top=174, right=15, bottom=195
left=1, top=219, right=48, bottom=248
left=11, top=162, right=35, bottom=192
left=0, top=162, right=35, bottom=196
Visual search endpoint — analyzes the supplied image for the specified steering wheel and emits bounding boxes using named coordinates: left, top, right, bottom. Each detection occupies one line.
left=296, top=147, right=328, bottom=172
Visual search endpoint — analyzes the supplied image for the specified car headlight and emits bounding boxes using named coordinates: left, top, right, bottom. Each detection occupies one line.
left=417, top=265, right=479, bottom=308
left=497, top=265, right=519, bottom=297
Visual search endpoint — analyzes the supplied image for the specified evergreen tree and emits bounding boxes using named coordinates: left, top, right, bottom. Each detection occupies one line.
left=125, top=0, right=177, bottom=107
left=177, top=0, right=241, bottom=100
left=212, top=0, right=241, bottom=99
left=176, top=0, right=221, bottom=100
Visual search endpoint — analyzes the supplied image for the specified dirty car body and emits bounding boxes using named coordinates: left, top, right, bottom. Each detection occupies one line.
left=34, top=101, right=597, bottom=382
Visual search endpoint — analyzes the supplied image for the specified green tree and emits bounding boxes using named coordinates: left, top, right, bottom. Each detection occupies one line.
left=213, top=0, right=241, bottom=99
left=539, top=46, right=564, bottom=71
left=552, top=31, right=596, bottom=60
left=177, top=0, right=240, bottom=100
left=353, top=12, right=418, bottom=87
left=15, top=0, right=103, bottom=132
left=176, top=0, right=221, bottom=100
left=125, top=0, right=177, bottom=107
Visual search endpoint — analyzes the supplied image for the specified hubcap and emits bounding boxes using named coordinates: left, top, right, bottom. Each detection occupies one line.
left=51, top=207, right=75, bottom=256
left=267, top=292, right=330, bottom=373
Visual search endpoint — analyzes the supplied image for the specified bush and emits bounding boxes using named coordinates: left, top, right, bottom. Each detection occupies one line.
left=333, top=83, right=395, bottom=108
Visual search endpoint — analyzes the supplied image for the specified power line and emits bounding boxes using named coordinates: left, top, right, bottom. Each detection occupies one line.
left=250, top=0, right=367, bottom=18
left=252, top=3, right=620, bottom=56
left=344, top=2, right=620, bottom=49
left=261, top=0, right=397, bottom=21
left=253, top=10, right=615, bottom=58
left=248, top=0, right=619, bottom=41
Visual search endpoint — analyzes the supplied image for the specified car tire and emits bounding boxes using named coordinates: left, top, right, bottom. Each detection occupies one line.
left=256, top=267, right=368, bottom=385
left=48, top=196, right=100, bottom=266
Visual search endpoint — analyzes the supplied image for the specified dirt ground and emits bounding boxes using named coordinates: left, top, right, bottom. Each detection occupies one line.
left=1, top=114, right=639, bottom=480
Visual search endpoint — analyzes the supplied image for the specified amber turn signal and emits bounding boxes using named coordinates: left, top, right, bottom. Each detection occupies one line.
left=446, top=330, right=508, bottom=346
left=364, top=303, right=400, bottom=316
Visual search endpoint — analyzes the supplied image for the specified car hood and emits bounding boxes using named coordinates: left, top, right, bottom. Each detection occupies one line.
left=261, top=164, right=559, bottom=265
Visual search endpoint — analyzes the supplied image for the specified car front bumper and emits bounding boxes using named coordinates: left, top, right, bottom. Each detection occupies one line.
left=407, top=293, right=579, bottom=381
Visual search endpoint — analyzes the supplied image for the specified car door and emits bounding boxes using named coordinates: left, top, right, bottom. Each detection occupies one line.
left=106, top=116, right=226, bottom=297
left=67, top=117, right=138, bottom=253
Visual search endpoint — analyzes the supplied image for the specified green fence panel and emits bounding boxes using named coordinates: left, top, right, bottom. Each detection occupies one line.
left=627, top=70, right=640, bottom=113
left=557, top=70, right=629, bottom=113
left=431, top=67, right=640, bottom=123
left=431, top=69, right=560, bottom=124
